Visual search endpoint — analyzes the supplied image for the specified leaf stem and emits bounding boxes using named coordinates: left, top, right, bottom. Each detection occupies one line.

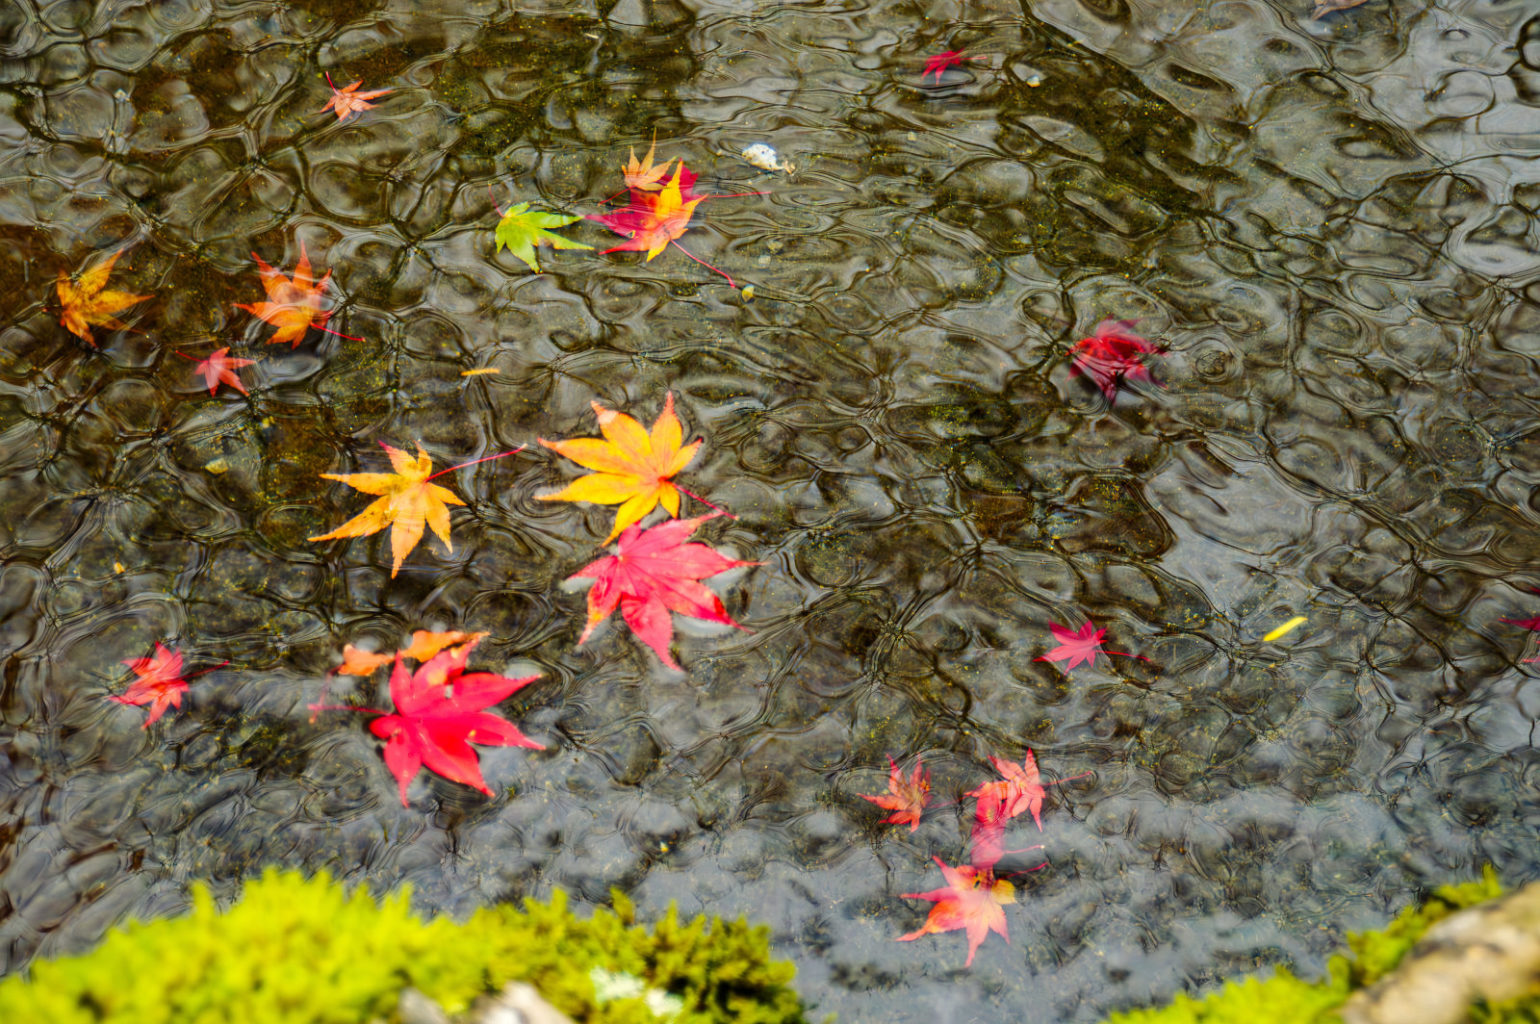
left=488, top=184, right=504, bottom=217
left=174, top=351, right=202, bottom=362
left=427, top=445, right=527, bottom=480
left=185, top=660, right=230, bottom=679
left=674, top=482, right=735, bottom=519
left=316, top=324, right=366, bottom=343
left=670, top=240, right=734, bottom=288
left=325, top=71, right=336, bottom=91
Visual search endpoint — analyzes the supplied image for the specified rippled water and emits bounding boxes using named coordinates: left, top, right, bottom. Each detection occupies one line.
left=3, top=0, right=1540, bottom=1019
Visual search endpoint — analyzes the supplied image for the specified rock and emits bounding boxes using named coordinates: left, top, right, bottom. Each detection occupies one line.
left=398, top=987, right=451, bottom=1024
left=467, top=983, right=576, bottom=1024
left=1338, top=881, right=1540, bottom=1024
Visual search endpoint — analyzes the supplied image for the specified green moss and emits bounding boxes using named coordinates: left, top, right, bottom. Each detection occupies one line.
left=1101, top=867, right=1504, bottom=1024
left=0, top=869, right=812, bottom=1024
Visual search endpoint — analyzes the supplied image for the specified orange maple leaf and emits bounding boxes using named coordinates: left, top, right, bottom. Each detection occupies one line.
left=234, top=240, right=361, bottom=347
left=860, top=756, right=931, bottom=831
left=337, top=629, right=489, bottom=677
left=56, top=247, right=151, bottom=346
left=899, top=857, right=1016, bottom=967
left=538, top=392, right=703, bottom=543
left=309, top=442, right=466, bottom=577
left=319, top=74, right=392, bottom=122
left=621, top=131, right=673, bottom=191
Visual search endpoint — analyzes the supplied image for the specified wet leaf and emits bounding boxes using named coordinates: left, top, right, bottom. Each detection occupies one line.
left=592, top=165, right=705, bottom=261
left=569, top=514, right=756, bottom=671
left=234, top=240, right=358, bottom=348
left=921, top=50, right=985, bottom=83
left=56, top=247, right=151, bottom=346
left=493, top=202, right=592, bottom=273
left=337, top=629, right=489, bottom=677
left=621, top=132, right=673, bottom=191
left=185, top=347, right=255, bottom=396
left=107, top=644, right=226, bottom=728
left=898, top=856, right=1015, bottom=967
left=309, top=442, right=466, bottom=577
left=341, top=643, right=542, bottom=806
left=1069, top=319, right=1163, bottom=403
left=320, top=77, right=391, bottom=121
left=1036, top=619, right=1149, bottom=674
left=966, top=751, right=1088, bottom=833
left=539, top=392, right=703, bottom=543
left=859, top=756, right=931, bottom=831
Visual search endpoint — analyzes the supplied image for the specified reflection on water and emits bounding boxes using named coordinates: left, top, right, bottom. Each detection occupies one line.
left=2, top=0, right=1540, bottom=1020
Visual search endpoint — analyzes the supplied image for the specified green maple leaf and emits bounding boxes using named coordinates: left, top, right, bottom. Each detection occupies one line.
left=494, top=202, right=592, bottom=272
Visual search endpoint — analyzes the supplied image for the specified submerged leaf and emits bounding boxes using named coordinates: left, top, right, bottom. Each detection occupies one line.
left=56, top=247, right=151, bottom=346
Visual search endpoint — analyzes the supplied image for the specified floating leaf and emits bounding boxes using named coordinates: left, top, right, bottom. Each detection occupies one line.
left=494, top=202, right=592, bottom=273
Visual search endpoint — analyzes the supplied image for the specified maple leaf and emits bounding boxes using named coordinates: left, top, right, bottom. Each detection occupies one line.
left=1311, top=0, right=1370, bottom=17
left=180, top=347, right=256, bottom=396
left=967, top=751, right=1089, bottom=833
left=494, top=202, right=593, bottom=273
left=592, top=166, right=704, bottom=261
left=1069, top=319, right=1164, bottom=403
left=569, top=514, right=756, bottom=671
left=1036, top=620, right=1149, bottom=674
left=1501, top=616, right=1540, bottom=631
left=234, top=240, right=362, bottom=348
left=356, top=646, right=542, bottom=805
left=539, top=392, right=704, bottom=543
left=921, top=50, right=985, bottom=83
left=319, top=74, right=392, bottom=121
left=309, top=442, right=466, bottom=578
left=337, top=629, right=489, bottom=677
left=898, top=857, right=1016, bottom=967
left=621, top=131, right=673, bottom=191
left=965, top=799, right=1046, bottom=873
left=56, top=247, right=151, bottom=346
left=860, top=756, right=931, bottom=831
left=106, top=644, right=225, bottom=727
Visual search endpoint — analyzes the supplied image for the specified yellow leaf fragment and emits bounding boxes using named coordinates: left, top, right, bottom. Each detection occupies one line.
left=1262, top=616, right=1307, bottom=642
left=460, top=367, right=500, bottom=377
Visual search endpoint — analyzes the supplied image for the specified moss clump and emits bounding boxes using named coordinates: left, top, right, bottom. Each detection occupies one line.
left=0, top=869, right=811, bottom=1024
left=1102, top=867, right=1504, bottom=1024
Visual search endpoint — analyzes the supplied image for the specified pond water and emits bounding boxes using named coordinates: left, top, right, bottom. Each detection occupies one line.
left=3, top=0, right=1540, bottom=1020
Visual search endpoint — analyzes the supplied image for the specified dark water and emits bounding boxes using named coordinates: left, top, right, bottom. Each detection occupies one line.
left=3, top=0, right=1540, bottom=1020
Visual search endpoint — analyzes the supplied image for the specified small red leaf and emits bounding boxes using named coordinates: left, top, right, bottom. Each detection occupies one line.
left=1069, top=319, right=1163, bottom=402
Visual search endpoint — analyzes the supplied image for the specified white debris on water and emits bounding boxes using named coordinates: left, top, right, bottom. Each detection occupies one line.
left=741, top=142, right=795, bottom=173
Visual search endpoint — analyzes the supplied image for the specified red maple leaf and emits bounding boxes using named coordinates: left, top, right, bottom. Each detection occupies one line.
left=1501, top=616, right=1540, bottom=631
left=591, top=163, right=758, bottom=287
left=319, top=73, right=392, bottom=122
left=966, top=751, right=1090, bottom=833
left=859, top=756, right=931, bottom=831
left=180, top=347, right=256, bottom=395
left=898, top=857, right=1016, bottom=967
left=107, top=643, right=225, bottom=727
left=569, top=514, right=757, bottom=671
left=966, top=797, right=1046, bottom=872
left=326, top=641, right=543, bottom=805
left=1036, top=619, right=1149, bottom=673
left=921, top=50, right=985, bottom=83
left=1069, top=319, right=1163, bottom=402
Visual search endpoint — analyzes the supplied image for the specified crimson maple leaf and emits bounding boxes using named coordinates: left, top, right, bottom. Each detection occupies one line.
left=921, top=50, right=985, bottom=83
left=899, top=857, right=1016, bottom=967
left=569, top=514, right=756, bottom=671
left=1501, top=616, right=1540, bottom=631
left=966, top=797, right=1046, bottom=872
left=860, top=756, right=931, bottom=831
left=1069, top=319, right=1163, bottom=402
left=966, top=751, right=1089, bottom=833
left=348, top=644, right=543, bottom=806
left=181, top=347, right=256, bottom=395
left=106, top=643, right=224, bottom=727
left=591, top=163, right=753, bottom=287
left=1036, top=620, right=1148, bottom=673
left=319, top=73, right=392, bottom=121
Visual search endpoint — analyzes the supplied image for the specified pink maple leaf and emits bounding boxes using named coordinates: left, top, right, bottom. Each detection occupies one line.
left=921, top=50, right=985, bottom=83
left=108, top=643, right=189, bottom=727
left=569, top=513, right=758, bottom=671
left=1069, top=319, right=1164, bottom=402
left=898, top=857, right=1016, bottom=967
left=1036, top=620, right=1149, bottom=674
left=357, top=645, right=543, bottom=805
left=967, top=751, right=1091, bottom=833
left=859, top=756, right=931, bottom=831
left=181, top=347, right=256, bottom=396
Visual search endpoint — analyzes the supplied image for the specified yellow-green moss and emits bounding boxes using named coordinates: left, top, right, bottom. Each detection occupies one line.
left=0, top=869, right=811, bottom=1024
left=1102, top=867, right=1505, bottom=1024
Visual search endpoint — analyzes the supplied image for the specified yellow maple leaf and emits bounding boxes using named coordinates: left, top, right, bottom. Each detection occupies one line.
left=336, top=629, right=488, bottom=677
left=538, top=392, right=702, bottom=543
left=56, top=248, right=151, bottom=346
left=309, top=443, right=465, bottom=577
